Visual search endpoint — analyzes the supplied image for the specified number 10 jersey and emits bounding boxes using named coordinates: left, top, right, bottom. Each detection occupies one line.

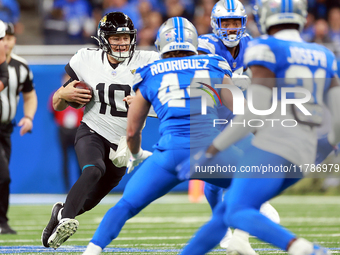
left=66, top=48, right=159, bottom=144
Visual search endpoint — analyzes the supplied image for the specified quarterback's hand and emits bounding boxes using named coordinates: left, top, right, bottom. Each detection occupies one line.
left=126, top=149, right=152, bottom=174
left=232, top=73, right=251, bottom=91
left=60, top=81, right=92, bottom=105
left=316, top=136, right=339, bottom=164
left=176, top=149, right=212, bottom=181
left=123, top=95, right=135, bottom=106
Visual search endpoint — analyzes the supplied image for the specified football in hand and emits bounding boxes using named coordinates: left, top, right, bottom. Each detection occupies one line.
left=67, top=81, right=92, bottom=109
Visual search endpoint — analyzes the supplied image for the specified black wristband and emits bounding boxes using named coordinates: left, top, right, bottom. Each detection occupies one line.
left=63, top=77, right=74, bottom=88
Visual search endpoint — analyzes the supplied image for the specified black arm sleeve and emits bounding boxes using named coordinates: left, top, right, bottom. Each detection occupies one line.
left=63, top=77, right=74, bottom=88
left=0, top=60, right=9, bottom=89
left=65, top=63, right=79, bottom=81
left=21, top=66, right=34, bottom=93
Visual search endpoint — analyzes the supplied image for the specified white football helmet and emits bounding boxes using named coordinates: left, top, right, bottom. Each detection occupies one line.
left=211, top=0, right=247, bottom=48
left=155, top=17, right=198, bottom=58
left=253, top=0, right=307, bottom=34
left=0, top=20, right=5, bottom=38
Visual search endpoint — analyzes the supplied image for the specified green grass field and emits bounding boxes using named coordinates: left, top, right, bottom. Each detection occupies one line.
left=1, top=194, right=340, bottom=255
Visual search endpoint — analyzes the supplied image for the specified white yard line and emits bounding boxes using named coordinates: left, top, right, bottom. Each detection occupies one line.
left=9, top=194, right=340, bottom=205
left=91, top=215, right=340, bottom=224
left=8, top=194, right=196, bottom=205
left=3, top=233, right=340, bottom=244
left=281, top=217, right=340, bottom=223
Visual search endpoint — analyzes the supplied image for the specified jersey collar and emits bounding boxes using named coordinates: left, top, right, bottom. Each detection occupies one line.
left=273, top=29, right=303, bottom=42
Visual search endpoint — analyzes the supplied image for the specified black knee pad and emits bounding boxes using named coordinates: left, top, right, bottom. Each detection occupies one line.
left=82, top=166, right=103, bottom=182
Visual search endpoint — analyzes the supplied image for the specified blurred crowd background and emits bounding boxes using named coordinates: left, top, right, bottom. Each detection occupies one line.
left=1, top=0, right=339, bottom=194
left=2, top=0, right=339, bottom=57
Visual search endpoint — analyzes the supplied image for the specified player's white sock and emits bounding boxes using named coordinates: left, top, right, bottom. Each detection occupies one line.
left=227, top=229, right=257, bottom=255
left=260, top=202, right=280, bottom=224
left=83, top=242, right=103, bottom=255
left=233, top=229, right=249, bottom=241
left=288, top=238, right=314, bottom=255
left=220, top=228, right=233, bottom=248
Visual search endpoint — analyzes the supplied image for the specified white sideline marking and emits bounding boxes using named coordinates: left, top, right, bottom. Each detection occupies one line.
left=9, top=194, right=199, bottom=205
left=96, top=216, right=210, bottom=224
left=9, top=194, right=340, bottom=207
left=116, top=236, right=191, bottom=240
left=93, top=216, right=210, bottom=224
left=91, top=216, right=340, bottom=225
left=281, top=217, right=340, bottom=223
left=0, top=236, right=192, bottom=244
left=271, top=196, right=340, bottom=205
left=3, top=233, right=340, bottom=244
left=290, top=227, right=340, bottom=231
left=303, top=234, right=340, bottom=237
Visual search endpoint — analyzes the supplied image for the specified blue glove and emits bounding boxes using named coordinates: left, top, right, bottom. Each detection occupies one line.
left=176, top=149, right=212, bottom=181
left=315, top=136, right=338, bottom=165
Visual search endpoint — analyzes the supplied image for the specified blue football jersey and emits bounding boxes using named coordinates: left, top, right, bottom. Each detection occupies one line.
left=198, top=33, right=252, bottom=128
left=244, top=30, right=338, bottom=103
left=133, top=54, right=232, bottom=150
left=198, top=33, right=252, bottom=74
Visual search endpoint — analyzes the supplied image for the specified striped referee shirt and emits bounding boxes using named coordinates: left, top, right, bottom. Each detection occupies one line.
left=0, top=53, right=34, bottom=124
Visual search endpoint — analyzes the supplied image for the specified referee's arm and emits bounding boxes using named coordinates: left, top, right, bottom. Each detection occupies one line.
left=18, top=89, right=37, bottom=136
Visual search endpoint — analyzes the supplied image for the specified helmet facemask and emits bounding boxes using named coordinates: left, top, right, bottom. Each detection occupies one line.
left=212, top=16, right=247, bottom=47
left=210, top=0, right=248, bottom=48
left=94, top=12, right=137, bottom=62
left=100, top=29, right=137, bottom=62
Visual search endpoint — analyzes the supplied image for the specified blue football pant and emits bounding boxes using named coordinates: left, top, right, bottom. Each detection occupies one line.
left=204, top=182, right=224, bottom=210
left=204, top=133, right=254, bottom=211
left=181, top=146, right=301, bottom=255
left=90, top=146, right=241, bottom=249
left=204, top=133, right=333, bottom=212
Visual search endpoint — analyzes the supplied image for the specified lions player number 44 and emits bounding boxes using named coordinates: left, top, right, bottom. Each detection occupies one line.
left=158, top=70, right=216, bottom=113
